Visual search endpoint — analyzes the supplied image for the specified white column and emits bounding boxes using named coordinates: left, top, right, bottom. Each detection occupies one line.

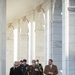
left=0, top=0, right=6, bottom=75
left=28, top=21, right=36, bottom=64
left=13, top=21, right=20, bottom=61
left=44, top=0, right=53, bottom=65
left=28, top=22, right=32, bottom=64
left=68, top=1, right=75, bottom=75
left=13, top=28, right=18, bottom=61
left=44, top=10, right=51, bottom=65
left=32, top=21, right=36, bottom=60
left=62, top=0, right=69, bottom=75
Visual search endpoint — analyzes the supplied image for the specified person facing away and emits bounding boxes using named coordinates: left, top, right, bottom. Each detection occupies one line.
left=36, top=59, right=43, bottom=75
left=9, top=61, right=22, bottom=75
left=28, top=60, right=40, bottom=75
left=44, top=59, right=58, bottom=75
left=20, top=59, right=29, bottom=75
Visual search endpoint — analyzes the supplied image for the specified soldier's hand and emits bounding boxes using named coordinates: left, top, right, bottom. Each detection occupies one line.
left=35, top=68, right=39, bottom=71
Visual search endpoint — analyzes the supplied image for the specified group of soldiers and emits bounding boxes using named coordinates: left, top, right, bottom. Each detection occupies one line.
left=9, top=59, right=58, bottom=75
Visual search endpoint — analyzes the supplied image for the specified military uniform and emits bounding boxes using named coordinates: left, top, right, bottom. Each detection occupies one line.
left=37, top=63, right=43, bottom=75
left=28, top=65, right=40, bottom=75
left=20, top=64, right=29, bottom=75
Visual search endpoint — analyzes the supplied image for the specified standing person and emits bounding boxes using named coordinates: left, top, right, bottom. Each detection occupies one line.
left=9, top=61, right=22, bottom=75
left=9, top=65, right=14, bottom=75
left=22, top=59, right=29, bottom=75
left=20, top=60, right=24, bottom=75
left=28, top=60, right=40, bottom=75
left=20, top=60, right=23, bottom=66
left=36, top=60, right=43, bottom=75
left=44, top=59, right=58, bottom=75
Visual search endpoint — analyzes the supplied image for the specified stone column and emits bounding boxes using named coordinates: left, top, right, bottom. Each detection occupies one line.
left=62, top=0, right=75, bottom=75
left=28, top=22, right=32, bottom=64
left=31, top=21, right=36, bottom=60
left=13, top=21, right=20, bottom=61
left=68, top=0, right=75, bottom=75
left=62, top=0, right=69, bottom=75
left=52, top=0, right=62, bottom=74
left=44, top=0, right=53, bottom=65
left=0, top=0, right=6, bottom=75
left=28, top=20, right=36, bottom=64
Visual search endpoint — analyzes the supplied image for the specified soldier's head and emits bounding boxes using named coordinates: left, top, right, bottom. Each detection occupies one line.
left=23, top=59, right=27, bottom=65
left=36, top=59, right=39, bottom=64
left=20, top=60, right=23, bottom=65
left=48, top=59, right=53, bottom=65
left=32, top=60, right=36, bottom=66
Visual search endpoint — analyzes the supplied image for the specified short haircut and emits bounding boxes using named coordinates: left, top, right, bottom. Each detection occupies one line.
left=20, top=60, right=23, bottom=62
left=36, top=59, right=39, bottom=62
left=23, top=59, right=27, bottom=62
left=32, top=60, right=36, bottom=63
left=49, top=59, right=53, bottom=62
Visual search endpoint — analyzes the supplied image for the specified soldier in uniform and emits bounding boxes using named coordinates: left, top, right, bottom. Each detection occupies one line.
left=28, top=60, right=40, bottom=75
left=20, top=59, right=29, bottom=75
left=36, top=60, right=43, bottom=75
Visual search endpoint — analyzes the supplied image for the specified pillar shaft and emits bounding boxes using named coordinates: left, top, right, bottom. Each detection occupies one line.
left=44, top=0, right=54, bottom=65
left=28, top=21, right=35, bottom=64
left=0, top=0, right=6, bottom=75
left=62, top=0, right=69, bottom=75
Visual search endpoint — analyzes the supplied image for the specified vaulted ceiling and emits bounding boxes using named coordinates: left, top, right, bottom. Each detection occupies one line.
left=7, top=0, right=45, bottom=22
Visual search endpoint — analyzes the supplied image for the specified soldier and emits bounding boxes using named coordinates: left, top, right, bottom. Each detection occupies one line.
left=20, top=60, right=24, bottom=75
left=28, top=60, right=40, bottom=75
left=20, top=59, right=29, bottom=75
left=36, top=60, right=43, bottom=75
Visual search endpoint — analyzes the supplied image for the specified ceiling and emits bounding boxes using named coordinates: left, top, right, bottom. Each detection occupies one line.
left=7, top=0, right=45, bottom=22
